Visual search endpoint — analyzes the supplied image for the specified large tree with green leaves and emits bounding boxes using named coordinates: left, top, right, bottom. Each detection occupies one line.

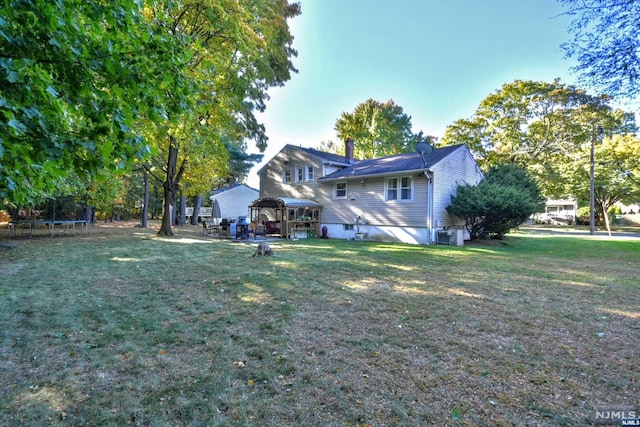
left=150, top=0, right=300, bottom=235
left=333, top=99, right=426, bottom=159
left=0, top=0, right=190, bottom=207
left=559, top=0, right=640, bottom=99
left=562, top=133, right=640, bottom=224
left=442, top=80, right=635, bottom=201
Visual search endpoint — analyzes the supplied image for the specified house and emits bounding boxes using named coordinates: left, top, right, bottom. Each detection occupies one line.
left=255, top=139, right=484, bottom=244
left=532, top=199, right=578, bottom=225
left=209, top=183, right=259, bottom=220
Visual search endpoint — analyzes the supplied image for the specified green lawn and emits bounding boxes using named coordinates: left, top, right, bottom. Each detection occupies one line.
left=1, top=224, right=638, bottom=426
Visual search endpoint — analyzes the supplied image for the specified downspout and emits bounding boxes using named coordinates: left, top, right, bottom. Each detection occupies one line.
left=425, top=169, right=434, bottom=244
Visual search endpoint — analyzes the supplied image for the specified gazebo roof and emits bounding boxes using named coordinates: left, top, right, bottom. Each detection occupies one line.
left=250, top=197, right=321, bottom=208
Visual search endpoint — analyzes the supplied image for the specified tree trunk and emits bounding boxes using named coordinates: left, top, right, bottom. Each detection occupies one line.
left=158, top=136, right=186, bottom=236
left=82, top=206, right=93, bottom=224
left=160, top=192, right=174, bottom=234
left=602, top=201, right=612, bottom=236
left=177, top=192, right=187, bottom=226
left=141, top=167, right=149, bottom=228
left=191, top=195, right=203, bottom=225
left=158, top=145, right=178, bottom=235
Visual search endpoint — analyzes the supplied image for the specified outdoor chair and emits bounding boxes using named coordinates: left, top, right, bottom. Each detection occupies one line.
left=218, top=219, right=230, bottom=238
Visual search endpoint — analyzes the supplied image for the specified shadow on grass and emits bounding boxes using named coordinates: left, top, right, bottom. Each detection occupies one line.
left=0, top=230, right=638, bottom=426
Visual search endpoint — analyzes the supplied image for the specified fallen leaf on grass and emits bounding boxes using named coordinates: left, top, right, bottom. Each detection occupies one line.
left=452, top=407, right=462, bottom=420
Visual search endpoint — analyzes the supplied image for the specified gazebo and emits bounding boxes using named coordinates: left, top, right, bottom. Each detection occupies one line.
left=249, top=197, right=321, bottom=239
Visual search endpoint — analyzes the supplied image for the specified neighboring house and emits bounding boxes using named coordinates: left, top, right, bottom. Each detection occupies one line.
left=209, top=183, right=259, bottom=220
left=615, top=202, right=639, bottom=215
left=532, top=199, right=578, bottom=225
left=256, top=139, right=484, bottom=244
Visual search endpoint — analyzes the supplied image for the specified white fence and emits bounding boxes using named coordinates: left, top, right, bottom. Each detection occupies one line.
left=185, top=207, right=212, bottom=218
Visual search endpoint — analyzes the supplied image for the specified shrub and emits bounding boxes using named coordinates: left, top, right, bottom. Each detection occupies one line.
left=447, top=164, right=543, bottom=240
left=576, top=206, right=591, bottom=225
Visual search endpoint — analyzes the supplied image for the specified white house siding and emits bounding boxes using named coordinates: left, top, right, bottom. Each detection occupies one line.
left=259, top=148, right=324, bottom=200
left=257, top=144, right=484, bottom=245
left=431, top=146, right=483, bottom=234
left=316, top=175, right=432, bottom=243
left=314, top=146, right=482, bottom=244
left=211, top=185, right=259, bottom=220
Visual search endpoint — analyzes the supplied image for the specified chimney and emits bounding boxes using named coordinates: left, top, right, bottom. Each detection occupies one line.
left=345, top=138, right=354, bottom=163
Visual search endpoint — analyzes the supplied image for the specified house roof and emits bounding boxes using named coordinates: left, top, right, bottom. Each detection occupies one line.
left=210, top=183, right=259, bottom=197
left=318, top=144, right=465, bottom=181
left=292, top=145, right=351, bottom=165
left=279, top=197, right=321, bottom=207
left=256, top=144, right=351, bottom=175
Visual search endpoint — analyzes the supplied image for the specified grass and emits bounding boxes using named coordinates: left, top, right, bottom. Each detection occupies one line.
left=1, top=223, right=639, bottom=426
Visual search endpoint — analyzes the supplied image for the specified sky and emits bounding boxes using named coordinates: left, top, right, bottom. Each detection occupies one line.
left=246, top=0, right=576, bottom=188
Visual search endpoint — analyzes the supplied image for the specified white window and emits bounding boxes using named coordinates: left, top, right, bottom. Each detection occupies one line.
left=334, top=181, right=347, bottom=199
left=283, top=170, right=291, bottom=184
left=306, top=165, right=314, bottom=181
left=387, top=178, right=398, bottom=201
left=386, top=176, right=412, bottom=201
left=295, top=167, right=304, bottom=183
left=400, top=176, right=412, bottom=200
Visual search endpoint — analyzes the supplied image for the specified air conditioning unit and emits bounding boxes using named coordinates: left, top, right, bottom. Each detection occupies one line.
left=437, top=229, right=464, bottom=246
left=437, top=230, right=455, bottom=245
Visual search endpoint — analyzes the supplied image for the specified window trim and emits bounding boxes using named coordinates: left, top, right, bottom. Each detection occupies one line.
left=295, top=167, right=304, bottom=183
left=306, top=165, right=314, bottom=181
left=283, top=170, right=292, bottom=184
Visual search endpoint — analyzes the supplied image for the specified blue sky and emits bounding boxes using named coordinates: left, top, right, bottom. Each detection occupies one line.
left=247, top=0, right=576, bottom=187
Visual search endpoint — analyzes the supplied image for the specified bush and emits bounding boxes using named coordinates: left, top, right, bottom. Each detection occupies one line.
left=447, top=164, right=543, bottom=240
left=575, top=206, right=591, bottom=225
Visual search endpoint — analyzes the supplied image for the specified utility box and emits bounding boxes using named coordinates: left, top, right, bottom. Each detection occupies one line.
left=437, top=230, right=454, bottom=245
left=436, top=229, right=464, bottom=246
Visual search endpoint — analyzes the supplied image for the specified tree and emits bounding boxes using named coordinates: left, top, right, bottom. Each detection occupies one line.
left=447, top=164, right=543, bottom=240
left=563, top=133, right=640, bottom=226
left=442, top=80, right=635, bottom=199
left=0, top=0, right=190, bottom=207
left=223, top=139, right=265, bottom=187
left=559, top=0, right=640, bottom=99
left=334, top=99, right=426, bottom=159
left=150, top=0, right=301, bottom=236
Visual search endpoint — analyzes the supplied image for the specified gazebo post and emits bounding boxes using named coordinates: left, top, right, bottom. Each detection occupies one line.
left=283, top=203, right=287, bottom=238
